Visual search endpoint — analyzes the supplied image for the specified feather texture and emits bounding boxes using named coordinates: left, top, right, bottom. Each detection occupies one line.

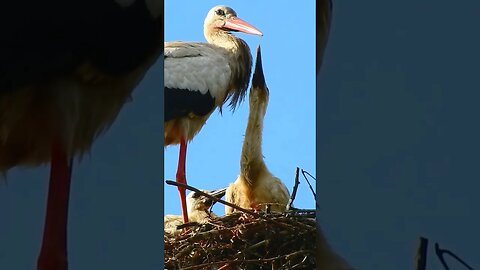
left=165, top=42, right=232, bottom=103
left=0, top=0, right=163, bottom=171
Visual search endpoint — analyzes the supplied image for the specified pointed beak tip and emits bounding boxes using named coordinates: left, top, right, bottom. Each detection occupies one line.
left=252, top=29, right=263, bottom=36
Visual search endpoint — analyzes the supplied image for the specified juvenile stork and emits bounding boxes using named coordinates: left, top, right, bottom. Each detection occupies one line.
left=164, top=188, right=226, bottom=235
left=164, top=5, right=263, bottom=224
left=225, top=46, right=290, bottom=214
left=1, top=1, right=163, bottom=270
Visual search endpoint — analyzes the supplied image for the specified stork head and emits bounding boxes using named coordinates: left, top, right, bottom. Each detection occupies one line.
left=186, top=188, right=227, bottom=213
left=250, top=45, right=269, bottom=110
left=204, top=5, right=263, bottom=39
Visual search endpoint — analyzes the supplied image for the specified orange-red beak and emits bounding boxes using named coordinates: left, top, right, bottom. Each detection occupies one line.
left=223, top=17, right=263, bottom=36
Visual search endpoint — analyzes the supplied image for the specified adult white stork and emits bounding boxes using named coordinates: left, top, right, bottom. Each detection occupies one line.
left=164, top=188, right=226, bottom=236
left=164, top=5, right=263, bottom=224
left=225, top=46, right=290, bottom=214
left=1, top=1, right=163, bottom=270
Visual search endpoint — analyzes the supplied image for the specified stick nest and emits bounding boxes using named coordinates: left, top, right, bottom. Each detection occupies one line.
left=164, top=210, right=317, bottom=270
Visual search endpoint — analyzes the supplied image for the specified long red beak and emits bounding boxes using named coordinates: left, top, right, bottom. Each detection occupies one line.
left=223, top=17, right=263, bottom=36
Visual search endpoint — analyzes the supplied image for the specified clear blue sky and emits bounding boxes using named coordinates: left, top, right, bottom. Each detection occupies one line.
left=164, top=0, right=317, bottom=216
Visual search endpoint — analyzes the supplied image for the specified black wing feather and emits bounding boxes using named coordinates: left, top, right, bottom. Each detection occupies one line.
left=165, top=87, right=215, bottom=121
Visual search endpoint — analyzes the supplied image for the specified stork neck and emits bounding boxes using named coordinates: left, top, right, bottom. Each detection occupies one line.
left=205, top=31, right=252, bottom=109
left=205, top=30, right=240, bottom=50
left=240, top=91, right=268, bottom=184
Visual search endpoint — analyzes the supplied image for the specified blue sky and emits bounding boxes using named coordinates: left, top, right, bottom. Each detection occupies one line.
left=164, top=0, right=317, bottom=216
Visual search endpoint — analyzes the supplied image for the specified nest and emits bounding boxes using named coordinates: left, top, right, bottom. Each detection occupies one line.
left=164, top=209, right=317, bottom=270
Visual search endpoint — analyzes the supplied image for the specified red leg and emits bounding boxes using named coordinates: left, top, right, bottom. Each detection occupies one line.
left=175, top=137, right=189, bottom=223
left=37, top=140, right=73, bottom=270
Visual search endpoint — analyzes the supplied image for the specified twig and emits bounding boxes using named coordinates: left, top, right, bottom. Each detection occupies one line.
left=300, top=169, right=317, bottom=200
left=414, top=237, right=428, bottom=270
left=173, top=244, right=195, bottom=260
left=300, top=169, right=319, bottom=209
left=166, top=180, right=260, bottom=217
left=217, top=264, right=231, bottom=270
left=176, top=221, right=201, bottom=230
left=285, top=209, right=316, bottom=218
left=234, top=239, right=270, bottom=258
left=288, top=255, right=309, bottom=270
left=301, top=170, right=317, bottom=182
left=179, top=250, right=311, bottom=270
left=186, top=228, right=228, bottom=242
left=435, top=242, right=475, bottom=270
left=287, top=167, right=300, bottom=211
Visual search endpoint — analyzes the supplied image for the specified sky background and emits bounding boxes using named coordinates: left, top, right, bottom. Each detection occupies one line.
left=164, top=0, right=317, bottom=216
left=318, top=0, right=480, bottom=269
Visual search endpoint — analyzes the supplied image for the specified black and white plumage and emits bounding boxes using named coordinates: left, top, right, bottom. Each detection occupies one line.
left=1, top=0, right=163, bottom=169
left=164, top=5, right=262, bottom=224
left=1, top=1, right=163, bottom=270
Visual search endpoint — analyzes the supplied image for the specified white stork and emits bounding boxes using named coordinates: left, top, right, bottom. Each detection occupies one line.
left=225, top=46, right=290, bottom=214
left=0, top=1, right=163, bottom=270
left=164, top=5, right=263, bottom=224
left=164, top=188, right=226, bottom=236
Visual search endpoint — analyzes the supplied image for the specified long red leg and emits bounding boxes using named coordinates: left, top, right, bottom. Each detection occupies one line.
left=175, top=137, right=189, bottom=223
left=37, top=140, right=73, bottom=270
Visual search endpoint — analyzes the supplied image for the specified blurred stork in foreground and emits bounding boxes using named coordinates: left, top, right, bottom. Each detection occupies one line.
left=164, top=5, right=262, bottom=224
left=225, top=46, right=290, bottom=214
left=0, top=1, right=163, bottom=269
left=315, top=1, right=353, bottom=269
left=315, top=224, right=353, bottom=270
left=164, top=188, right=226, bottom=235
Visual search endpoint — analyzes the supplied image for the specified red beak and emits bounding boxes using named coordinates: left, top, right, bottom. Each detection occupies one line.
left=223, top=17, right=263, bottom=36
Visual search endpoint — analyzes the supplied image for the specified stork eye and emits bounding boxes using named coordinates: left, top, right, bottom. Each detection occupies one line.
left=215, top=9, right=225, bottom=16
